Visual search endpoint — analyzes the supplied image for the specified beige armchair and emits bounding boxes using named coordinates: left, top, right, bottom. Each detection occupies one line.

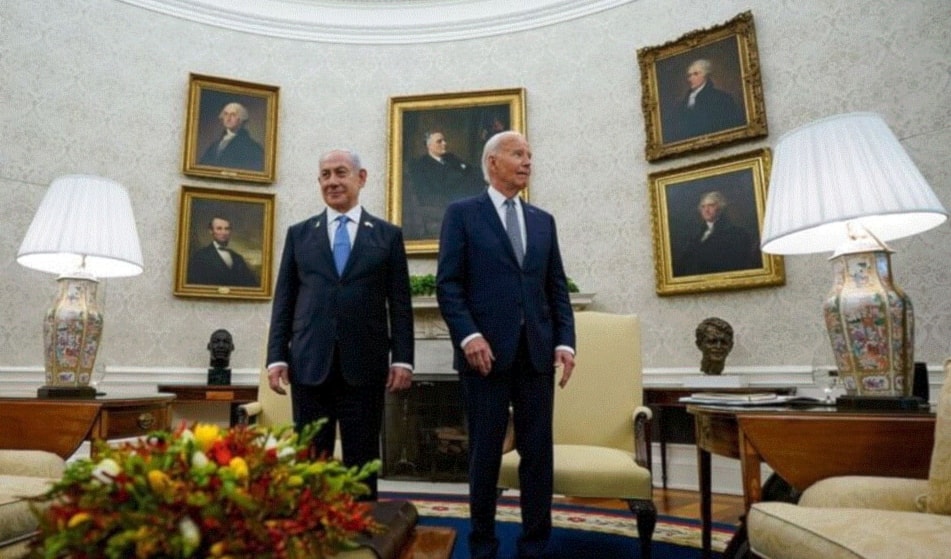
left=497, top=312, right=656, bottom=559
left=747, top=359, right=951, bottom=559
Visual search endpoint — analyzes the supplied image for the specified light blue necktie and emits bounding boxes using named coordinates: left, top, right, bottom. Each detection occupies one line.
left=333, top=215, right=351, bottom=275
left=504, top=199, right=524, bottom=266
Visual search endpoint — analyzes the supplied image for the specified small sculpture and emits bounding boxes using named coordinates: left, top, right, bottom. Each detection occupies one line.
left=207, top=329, right=234, bottom=385
left=695, top=317, right=734, bottom=375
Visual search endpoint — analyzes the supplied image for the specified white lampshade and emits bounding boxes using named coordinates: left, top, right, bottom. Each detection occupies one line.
left=761, top=112, right=947, bottom=255
left=17, top=175, right=144, bottom=277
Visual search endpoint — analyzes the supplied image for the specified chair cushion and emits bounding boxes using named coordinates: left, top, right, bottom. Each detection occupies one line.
left=748, top=502, right=951, bottom=559
left=798, top=476, right=928, bottom=512
left=0, top=475, right=57, bottom=546
left=499, top=444, right=651, bottom=499
left=924, top=359, right=951, bottom=514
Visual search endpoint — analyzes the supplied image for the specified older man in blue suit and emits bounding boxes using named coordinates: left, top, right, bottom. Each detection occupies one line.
left=437, top=131, right=576, bottom=559
left=266, top=149, right=414, bottom=500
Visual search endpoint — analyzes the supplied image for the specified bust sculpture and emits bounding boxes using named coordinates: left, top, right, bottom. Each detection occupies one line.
left=207, top=328, right=234, bottom=385
left=695, top=317, right=734, bottom=375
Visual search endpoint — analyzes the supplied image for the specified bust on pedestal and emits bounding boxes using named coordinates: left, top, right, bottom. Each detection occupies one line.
left=684, top=317, right=747, bottom=388
left=207, top=329, right=233, bottom=385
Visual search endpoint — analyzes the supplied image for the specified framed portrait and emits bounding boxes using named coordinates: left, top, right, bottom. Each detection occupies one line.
left=387, top=88, right=526, bottom=254
left=648, top=148, right=784, bottom=296
left=637, top=11, right=767, bottom=162
left=182, top=73, right=279, bottom=184
left=174, top=185, right=276, bottom=300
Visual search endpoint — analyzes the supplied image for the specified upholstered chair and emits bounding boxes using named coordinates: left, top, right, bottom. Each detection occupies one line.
left=747, top=359, right=951, bottom=558
left=497, top=312, right=656, bottom=559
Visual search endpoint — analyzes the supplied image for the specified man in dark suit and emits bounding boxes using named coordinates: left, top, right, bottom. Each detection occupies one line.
left=187, top=216, right=258, bottom=287
left=674, top=190, right=761, bottom=277
left=436, top=131, right=576, bottom=559
left=668, top=59, right=745, bottom=143
left=266, top=149, right=414, bottom=499
left=198, top=101, right=264, bottom=171
left=405, top=130, right=485, bottom=238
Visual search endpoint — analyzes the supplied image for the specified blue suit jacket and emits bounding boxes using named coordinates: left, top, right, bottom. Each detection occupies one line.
left=267, top=209, right=414, bottom=386
left=436, top=192, right=575, bottom=374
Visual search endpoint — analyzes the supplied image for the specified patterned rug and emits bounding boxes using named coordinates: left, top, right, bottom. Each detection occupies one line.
left=380, top=491, right=734, bottom=558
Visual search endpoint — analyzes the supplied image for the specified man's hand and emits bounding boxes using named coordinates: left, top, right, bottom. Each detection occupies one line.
left=387, top=366, right=413, bottom=392
left=267, top=365, right=290, bottom=395
left=555, top=349, right=575, bottom=388
left=463, top=336, right=495, bottom=376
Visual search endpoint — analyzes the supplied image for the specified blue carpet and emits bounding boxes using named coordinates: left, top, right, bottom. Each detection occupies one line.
left=381, top=492, right=731, bottom=559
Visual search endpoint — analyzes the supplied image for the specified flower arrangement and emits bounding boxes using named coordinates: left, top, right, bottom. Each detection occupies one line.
left=29, top=421, right=379, bottom=559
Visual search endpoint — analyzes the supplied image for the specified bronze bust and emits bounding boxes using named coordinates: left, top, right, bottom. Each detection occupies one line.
left=695, top=317, right=734, bottom=375
left=207, top=329, right=234, bottom=384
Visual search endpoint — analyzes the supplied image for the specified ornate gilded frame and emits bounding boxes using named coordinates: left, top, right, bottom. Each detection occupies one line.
left=182, top=73, right=279, bottom=184
left=648, top=148, right=784, bottom=296
left=174, top=185, right=275, bottom=300
left=387, top=88, right=526, bottom=255
left=637, top=11, right=767, bottom=161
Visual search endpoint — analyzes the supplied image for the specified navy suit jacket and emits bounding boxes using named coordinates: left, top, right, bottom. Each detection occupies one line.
left=267, top=209, right=414, bottom=386
left=436, top=192, right=575, bottom=375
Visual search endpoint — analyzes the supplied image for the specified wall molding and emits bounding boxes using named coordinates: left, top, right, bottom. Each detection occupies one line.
left=116, top=0, right=634, bottom=44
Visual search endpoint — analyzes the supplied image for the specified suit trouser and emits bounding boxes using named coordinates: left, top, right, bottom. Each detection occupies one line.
left=291, top=348, right=385, bottom=500
left=461, top=332, right=555, bottom=559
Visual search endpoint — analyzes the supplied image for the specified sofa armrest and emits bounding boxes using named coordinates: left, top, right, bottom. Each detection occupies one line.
left=799, top=476, right=929, bottom=512
left=632, top=406, right=653, bottom=471
left=235, top=402, right=263, bottom=426
left=0, top=450, right=66, bottom=478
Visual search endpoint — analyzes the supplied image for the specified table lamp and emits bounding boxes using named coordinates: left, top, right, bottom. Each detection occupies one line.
left=17, top=175, right=143, bottom=398
left=761, top=112, right=947, bottom=406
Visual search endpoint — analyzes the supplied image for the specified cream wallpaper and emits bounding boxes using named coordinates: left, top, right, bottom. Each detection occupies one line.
left=1, top=0, right=950, bottom=378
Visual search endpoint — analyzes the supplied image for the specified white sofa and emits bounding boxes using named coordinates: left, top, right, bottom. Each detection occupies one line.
left=0, top=450, right=66, bottom=559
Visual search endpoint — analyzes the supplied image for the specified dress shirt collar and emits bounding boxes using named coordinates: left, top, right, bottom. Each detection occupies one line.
left=487, top=186, right=521, bottom=211
left=326, top=205, right=363, bottom=225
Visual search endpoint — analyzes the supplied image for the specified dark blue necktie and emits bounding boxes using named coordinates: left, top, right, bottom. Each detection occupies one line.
left=333, top=215, right=351, bottom=275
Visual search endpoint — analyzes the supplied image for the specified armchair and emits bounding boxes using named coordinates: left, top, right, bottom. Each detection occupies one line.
left=747, top=359, right=951, bottom=559
left=497, top=312, right=656, bottom=559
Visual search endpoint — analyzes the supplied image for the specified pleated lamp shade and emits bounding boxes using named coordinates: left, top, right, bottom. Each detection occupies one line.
left=17, top=175, right=144, bottom=278
left=761, top=112, right=947, bottom=256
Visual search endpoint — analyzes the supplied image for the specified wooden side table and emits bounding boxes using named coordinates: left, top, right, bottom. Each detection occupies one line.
left=688, top=404, right=935, bottom=559
left=158, top=384, right=258, bottom=426
left=0, top=393, right=175, bottom=459
left=643, top=386, right=796, bottom=488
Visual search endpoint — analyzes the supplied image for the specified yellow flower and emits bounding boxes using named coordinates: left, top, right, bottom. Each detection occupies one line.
left=287, top=475, right=304, bottom=487
left=209, top=541, right=227, bottom=556
left=193, top=423, right=221, bottom=451
left=147, top=470, right=171, bottom=494
left=228, top=457, right=249, bottom=481
left=67, top=512, right=91, bottom=528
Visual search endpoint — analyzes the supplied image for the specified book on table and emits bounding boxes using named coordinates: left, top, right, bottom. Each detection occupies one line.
left=679, top=392, right=782, bottom=405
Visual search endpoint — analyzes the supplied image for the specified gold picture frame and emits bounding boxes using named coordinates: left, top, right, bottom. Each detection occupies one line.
left=182, top=73, right=279, bottom=184
left=174, top=185, right=275, bottom=300
left=387, top=88, right=527, bottom=255
left=637, top=11, right=767, bottom=162
left=648, top=148, right=784, bottom=296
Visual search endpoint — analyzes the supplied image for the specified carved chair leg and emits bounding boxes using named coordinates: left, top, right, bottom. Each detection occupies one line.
left=627, top=498, right=657, bottom=559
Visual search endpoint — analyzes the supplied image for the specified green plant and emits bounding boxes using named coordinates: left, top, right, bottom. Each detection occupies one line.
left=411, top=274, right=579, bottom=295
left=409, top=274, right=437, bottom=297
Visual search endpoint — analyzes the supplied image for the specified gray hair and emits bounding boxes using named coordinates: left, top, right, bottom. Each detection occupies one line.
left=699, top=191, right=727, bottom=210
left=219, top=102, right=249, bottom=122
left=481, top=130, right=522, bottom=182
left=319, top=149, right=363, bottom=171
left=689, top=59, right=712, bottom=77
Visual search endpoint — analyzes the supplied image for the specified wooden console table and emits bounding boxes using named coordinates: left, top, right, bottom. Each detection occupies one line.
left=158, top=384, right=258, bottom=426
left=0, top=393, right=175, bottom=459
left=643, top=386, right=796, bottom=488
left=688, top=404, right=935, bottom=559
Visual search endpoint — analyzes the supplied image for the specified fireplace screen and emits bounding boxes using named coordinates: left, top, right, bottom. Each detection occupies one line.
left=381, top=376, right=468, bottom=482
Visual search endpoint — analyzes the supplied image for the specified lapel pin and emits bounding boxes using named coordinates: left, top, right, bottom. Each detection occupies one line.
left=314, top=219, right=322, bottom=228
left=364, top=221, right=373, bottom=228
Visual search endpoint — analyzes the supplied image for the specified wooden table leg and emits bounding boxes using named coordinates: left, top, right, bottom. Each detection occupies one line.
left=697, top=445, right=712, bottom=559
